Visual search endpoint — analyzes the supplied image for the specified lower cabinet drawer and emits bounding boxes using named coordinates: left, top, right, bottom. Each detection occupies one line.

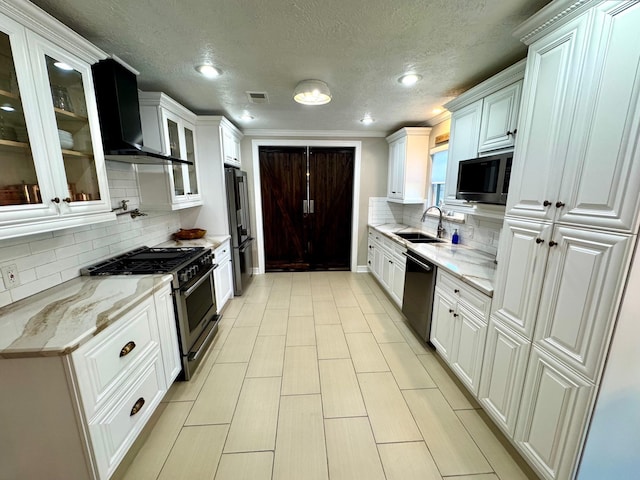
left=72, top=297, right=159, bottom=418
left=89, top=350, right=165, bottom=479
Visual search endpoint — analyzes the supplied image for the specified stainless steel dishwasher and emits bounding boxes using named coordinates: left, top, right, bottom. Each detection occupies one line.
left=401, top=250, right=437, bottom=343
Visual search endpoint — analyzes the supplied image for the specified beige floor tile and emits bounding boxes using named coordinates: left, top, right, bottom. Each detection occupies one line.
left=380, top=342, right=436, bottom=389
left=246, top=335, right=286, bottom=377
left=221, top=297, right=245, bottom=318
left=332, top=288, right=359, bottom=307
left=357, top=372, right=422, bottom=443
left=338, top=306, right=371, bottom=333
left=347, top=276, right=373, bottom=294
left=316, top=324, right=350, bottom=359
left=185, top=363, right=247, bottom=425
left=234, top=302, right=266, bottom=327
left=210, top=321, right=234, bottom=353
left=119, top=402, right=192, bottom=480
left=355, top=293, right=387, bottom=313
left=377, top=295, right=405, bottom=321
left=319, top=359, right=366, bottom=418
left=456, top=409, right=537, bottom=480
left=365, top=312, right=406, bottom=343
left=281, top=345, right=320, bottom=395
left=313, top=299, right=341, bottom=324
left=259, top=309, right=289, bottom=336
left=291, top=281, right=312, bottom=296
left=417, top=354, right=478, bottom=410
left=403, top=389, right=492, bottom=476
left=267, top=288, right=291, bottom=309
left=157, top=424, right=228, bottom=480
left=290, top=295, right=313, bottom=316
left=273, top=394, right=328, bottom=480
left=377, top=442, right=443, bottom=480
left=214, top=452, right=273, bottom=480
left=224, top=377, right=281, bottom=453
left=394, top=318, right=433, bottom=354
left=311, top=283, right=334, bottom=301
left=216, top=326, right=259, bottom=363
left=244, top=285, right=272, bottom=304
left=325, top=417, right=386, bottom=480
left=286, top=315, right=316, bottom=346
left=345, top=333, right=389, bottom=373
left=164, top=347, right=219, bottom=402
left=445, top=475, right=499, bottom=480
left=309, top=271, right=331, bottom=285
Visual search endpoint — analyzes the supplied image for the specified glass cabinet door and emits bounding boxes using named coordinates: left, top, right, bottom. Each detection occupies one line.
left=166, top=117, right=185, bottom=197
left=44, top=54, right=100, bottom=203
left=184, top=126, right=198, bottom=195
left=0, top=31, right=42, bottom=207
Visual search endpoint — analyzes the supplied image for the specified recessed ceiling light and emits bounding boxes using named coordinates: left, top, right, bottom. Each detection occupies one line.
left=195, top=64, right=222, bottom=78
left=54, top=61, right=74, bottom=71
left=360, top=114, right=375, bottom=125
left=240, top=112, right=254, bottom=121
left=432, top=108, right=443, bottom=115
left=1, top=103, right=15, bottom=112
left=398, top=73, right=422, bottom=86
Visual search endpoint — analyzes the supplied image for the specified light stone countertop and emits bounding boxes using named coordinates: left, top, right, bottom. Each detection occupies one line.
left=155, top=234, right=231, bottom=251
left=370, top=223, right=497, bottom=296
left=0, top=274, right=172, bottom=358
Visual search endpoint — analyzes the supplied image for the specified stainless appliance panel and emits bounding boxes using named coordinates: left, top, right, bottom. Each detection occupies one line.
left=401, top=251, right=437, bottom=343
left=225, top=167, right=253, bottom=294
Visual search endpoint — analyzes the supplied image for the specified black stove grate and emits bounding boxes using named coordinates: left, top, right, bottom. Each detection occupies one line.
left=81, top=246, right=205, bottom=276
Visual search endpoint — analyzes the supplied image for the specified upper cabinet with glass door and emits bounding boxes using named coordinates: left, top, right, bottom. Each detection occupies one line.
left=137, top=91, right=202, bottom=210
left=0, top=3, right=113, bottom=240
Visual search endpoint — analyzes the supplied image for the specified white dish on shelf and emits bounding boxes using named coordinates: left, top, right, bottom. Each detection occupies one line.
left=58, top=129, right=74, bottom=149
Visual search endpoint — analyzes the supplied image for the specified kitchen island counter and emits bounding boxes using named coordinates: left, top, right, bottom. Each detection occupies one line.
left=0, top=274, right=172, bottom=358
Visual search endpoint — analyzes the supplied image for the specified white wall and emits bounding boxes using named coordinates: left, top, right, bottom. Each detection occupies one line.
left=0, top=161, right=181, bottom=307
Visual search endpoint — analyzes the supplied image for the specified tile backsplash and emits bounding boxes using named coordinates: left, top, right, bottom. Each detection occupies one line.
left=368, top=197, right=502, bottom=258
left=0, top=162, right=181, bottom=307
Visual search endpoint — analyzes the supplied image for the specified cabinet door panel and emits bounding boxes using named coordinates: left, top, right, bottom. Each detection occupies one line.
left=506, top=17, right=589, bottom=222
left=515, top=347, right=593, bottom=480
left=534, top=226, right=632, bottom=380
left=430, top=287, right=456, bottom=361
left=390, top=255, right=405, bottom=307
left=444, top=100, right=482, bottom=205
left=478, top=316, right=531, bottom=437
left=450, top=306, right=487, bottom=396
left=492, top=218, right=552, bottom=339
left=478, top=81, right=522, bottom=153
left=556, top=3, right=640, bottom=233
left=154, top=283, right=181, bottom=386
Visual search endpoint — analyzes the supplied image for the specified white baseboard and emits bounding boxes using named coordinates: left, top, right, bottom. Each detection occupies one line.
left=356, top=265, right=370, bottom=273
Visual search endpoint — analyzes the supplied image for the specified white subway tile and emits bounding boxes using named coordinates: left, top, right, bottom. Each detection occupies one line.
left=55, top=240, right=94, bottom=260
left=78, top=246, right=111, bottom=265
left=36, top=256, right=79, bottom=279
left=30, top=234, right=75, bottom=255
left=0, top=290, right=11, bottom=308
left=11, top=273, right=62, bottom=302
left=0, top=243, right=31, bottom=262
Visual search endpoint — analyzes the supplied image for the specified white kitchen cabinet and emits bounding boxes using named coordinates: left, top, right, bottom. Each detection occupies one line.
left=533, top=226, right=632, bottom=381
left=477, top=80, right=522, bottom=153
left=367, top=228, right=406, bottom=307
left=0, top=5, right=114, bottom=240
left=137, top=91, right=202, bottom=210
left=491, top=218, right=552, bottom=339
left=478, top=315, right=531, bottom=437
left=385, top=127, right=431, bottom=204
left=214, top=238, right=234, bottom=313
left=514, top=347, right=594, bottom=480
left=0, top=280, right=179, bottom=479
left=508, top=2, right=640, bottom=233
left=431, top=270, right=491, bottom=395
left=222, top=122, right=242, bottom=167
left=443, top=60, right=525, bottom=209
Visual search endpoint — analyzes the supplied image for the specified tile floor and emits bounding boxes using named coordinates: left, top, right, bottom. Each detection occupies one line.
left=114, top=271, right=539, bottom=480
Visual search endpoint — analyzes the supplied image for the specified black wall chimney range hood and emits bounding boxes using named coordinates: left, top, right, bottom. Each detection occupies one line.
left=92, top=58, right=191, bottom=166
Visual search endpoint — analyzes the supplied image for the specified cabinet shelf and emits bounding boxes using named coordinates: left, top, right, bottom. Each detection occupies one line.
left=0, top=138, right=29, bottom=150
left=61, top=148, right=93, bottom=158
left=0, top=87, right=19, bottom=101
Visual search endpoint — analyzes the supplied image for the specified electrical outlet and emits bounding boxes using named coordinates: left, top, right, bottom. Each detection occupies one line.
left=1, top=264, right=20, bottom=289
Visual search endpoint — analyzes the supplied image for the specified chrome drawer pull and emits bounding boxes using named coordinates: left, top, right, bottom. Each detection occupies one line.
left=130, top=397, right=145, bottom=416
left=119, top=341, right=136, bottom=357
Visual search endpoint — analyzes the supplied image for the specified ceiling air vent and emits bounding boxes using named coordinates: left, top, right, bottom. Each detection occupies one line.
left=247, top=91, right=269, bottom=104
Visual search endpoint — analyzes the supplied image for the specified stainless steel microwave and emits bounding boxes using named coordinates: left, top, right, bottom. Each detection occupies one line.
left=456, top=152, right=513, bottom=205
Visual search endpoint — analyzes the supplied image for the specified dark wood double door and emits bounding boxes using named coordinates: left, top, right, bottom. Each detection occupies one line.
left=260, top=146, right=354, bottom=271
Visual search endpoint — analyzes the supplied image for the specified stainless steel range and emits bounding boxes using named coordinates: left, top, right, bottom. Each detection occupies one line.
left=81, top=246, right=219, bottom=380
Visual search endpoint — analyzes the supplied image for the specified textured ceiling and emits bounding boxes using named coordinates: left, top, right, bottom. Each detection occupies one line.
left=32, top=0, right=550, bottom=134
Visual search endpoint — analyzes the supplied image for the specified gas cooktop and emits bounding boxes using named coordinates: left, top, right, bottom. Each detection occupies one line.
left=80, top=246, right=206, bottom=276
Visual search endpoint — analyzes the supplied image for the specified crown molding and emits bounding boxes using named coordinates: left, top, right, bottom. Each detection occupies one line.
left=242, top=129, right=387, bottom=138
left=424, top=110, right=452, bottom=126
left=513, top=0, right=596, bottom=45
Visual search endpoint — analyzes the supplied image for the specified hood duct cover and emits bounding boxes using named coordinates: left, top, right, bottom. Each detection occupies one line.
left=91, top=58, right=191, bottom=165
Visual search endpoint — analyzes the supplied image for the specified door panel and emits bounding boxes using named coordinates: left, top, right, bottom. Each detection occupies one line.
left=259, top=147, right=307, bottom=269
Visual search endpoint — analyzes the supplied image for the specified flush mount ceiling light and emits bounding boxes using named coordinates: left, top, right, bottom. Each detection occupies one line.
left=293, top=79, right=332, bottom=105
left=54, top=61, right=74, bottom=71
left=195, top=64, right=222, bottom=79
left=1, top=103, right=15, bottom=112
left=360, top=114, right=375, bottom=125
left=398, top=73, right=422, bottom=86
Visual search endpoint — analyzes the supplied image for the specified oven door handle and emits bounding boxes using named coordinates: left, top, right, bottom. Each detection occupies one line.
left=181, top=264, right=217, bottom=296
left=402, top=252, right=433, bottom=272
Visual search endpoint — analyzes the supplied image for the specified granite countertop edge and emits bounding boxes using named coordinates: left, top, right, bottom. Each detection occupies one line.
left=369, top=223, right=497, bottom=296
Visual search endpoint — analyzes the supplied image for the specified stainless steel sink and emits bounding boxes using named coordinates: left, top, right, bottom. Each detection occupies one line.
left=395, top=232, right=444, bottom=243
